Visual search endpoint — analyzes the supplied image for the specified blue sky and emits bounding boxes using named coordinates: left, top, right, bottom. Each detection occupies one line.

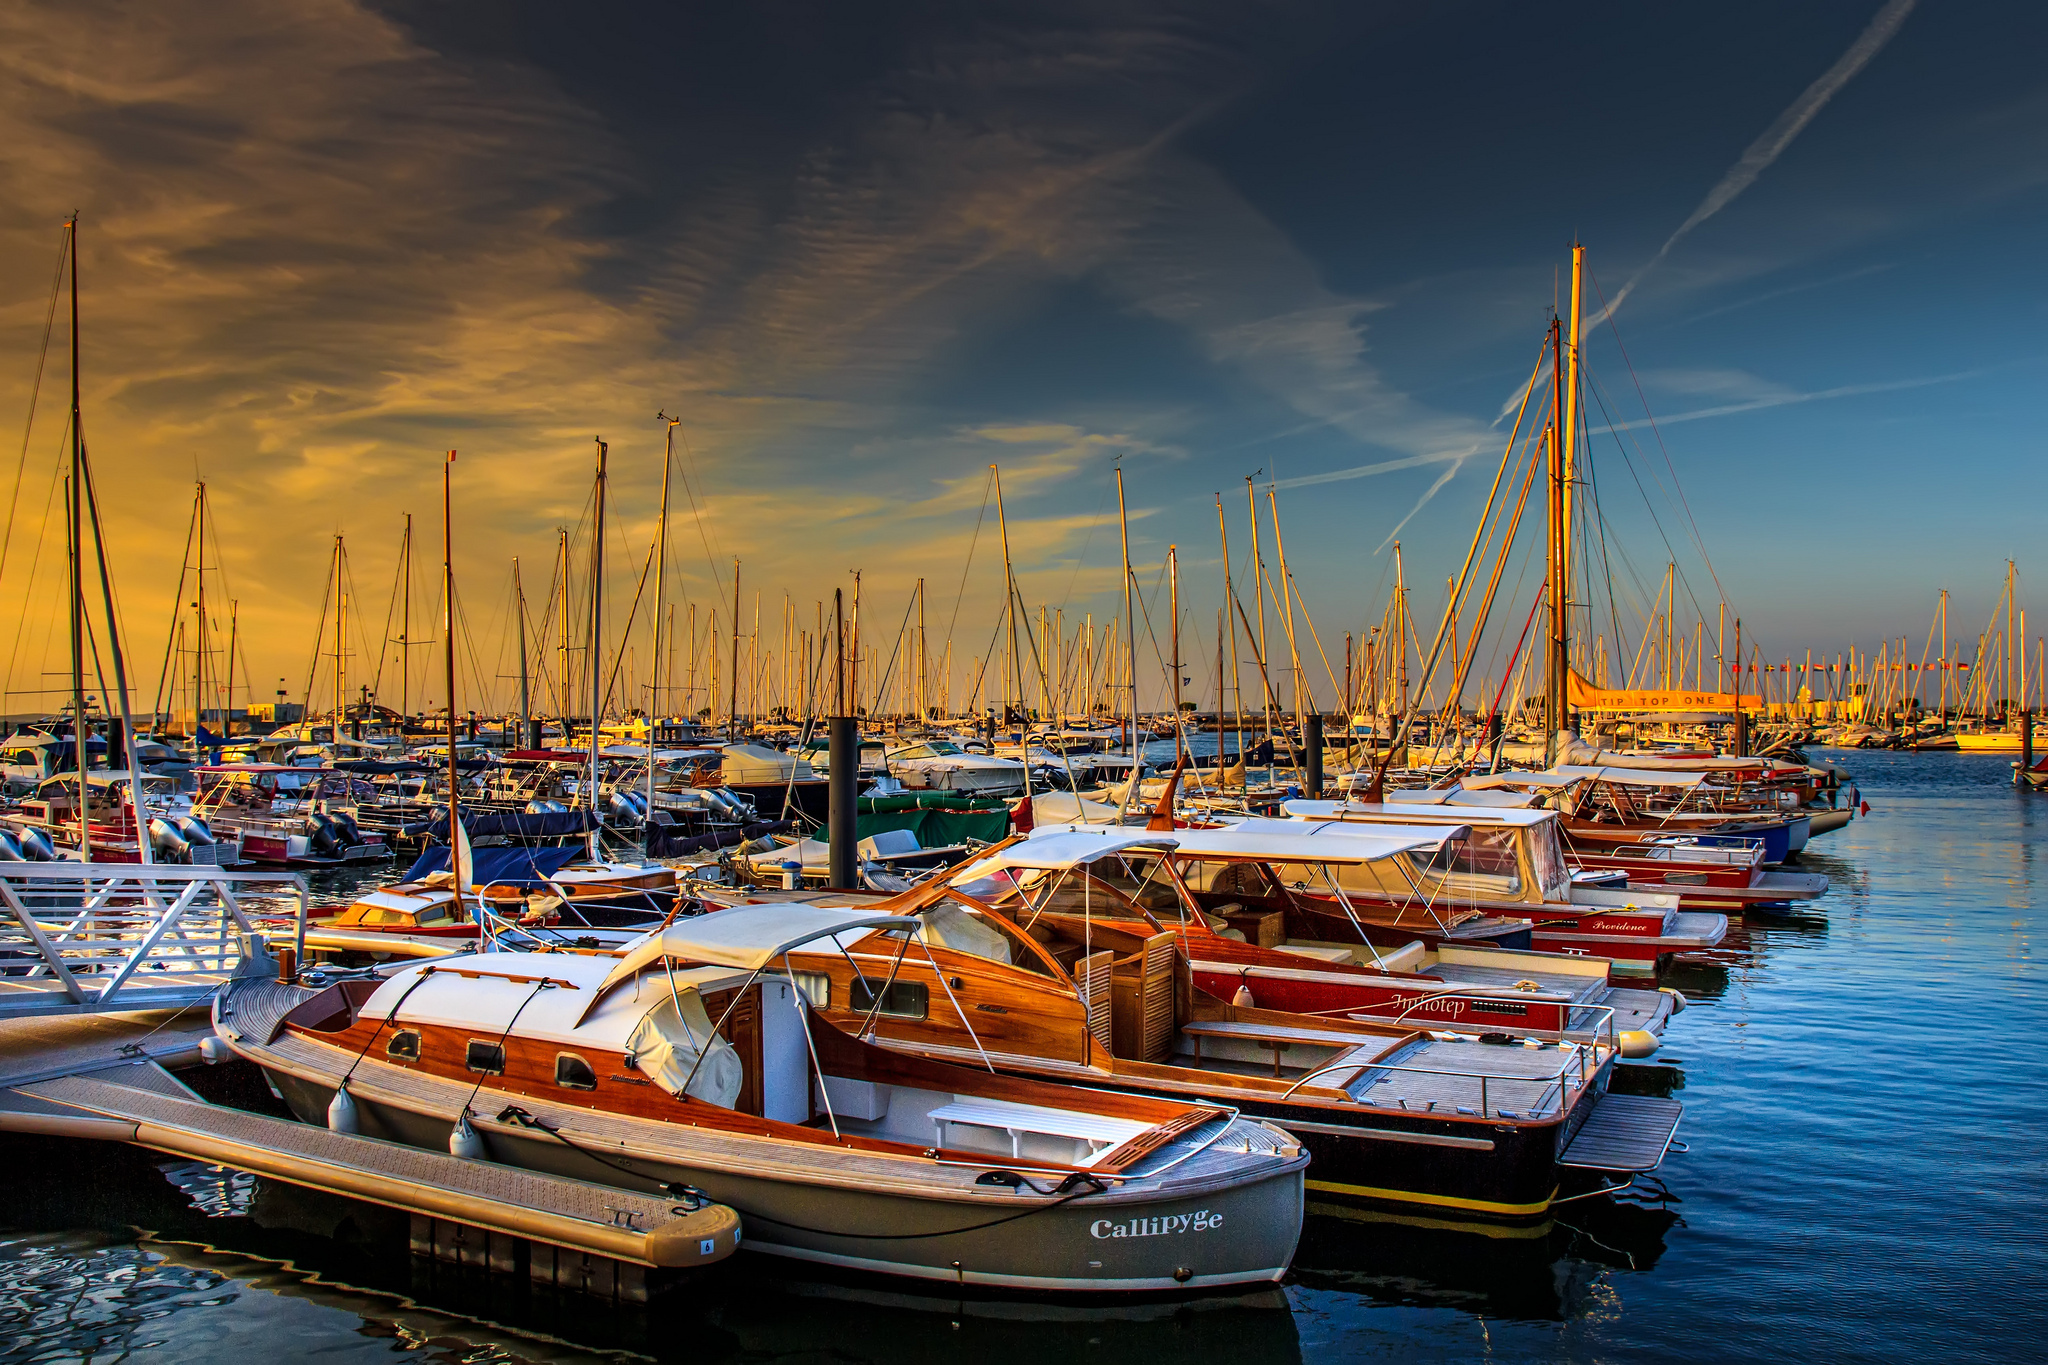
left=0, top=0, right=2040, bottom=714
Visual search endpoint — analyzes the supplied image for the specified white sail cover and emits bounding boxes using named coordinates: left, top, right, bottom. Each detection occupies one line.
left=623, top=988, right=744, bottom=1108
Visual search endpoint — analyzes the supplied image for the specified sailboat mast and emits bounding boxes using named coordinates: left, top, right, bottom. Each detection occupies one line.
left=513, top=559, right=530, bottom=746
left=589, top=438, right=607, bottom=816
left=1216, top=495, right=1242, bottom=781
left=1169, top=545, right=1182, bottom=765
left=728, top=558, right=741, bottom=739
left=993, top=465, right=1027, bottom=787
left=1561, top=242, right=1583, bottom=647
left=1116, top=465, right=1137, bottom=810
left=1546, top=312, right=1565, bottom=761
left=557, top=528, right=570, bottom=726
left=193, top=483, right=207, bottom=750
left=334, top=534, right=346, bottom=731
left=66, top=216, right=91, bottom=855
left=401, top=513, right=412, bottom=721
left=916, top=578, right=928, bottom=721
left=1246, top=478, right=1271, bottom=735
left=443, top=452, right=462, bottom=890
left=654, top=415, right=676, bottom=738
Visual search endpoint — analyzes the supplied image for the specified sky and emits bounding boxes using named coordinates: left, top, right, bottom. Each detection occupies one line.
left=0, top=0, right=2042, bottom=720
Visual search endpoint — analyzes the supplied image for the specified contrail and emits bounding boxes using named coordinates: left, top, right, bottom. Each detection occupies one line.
left=1597, top=0, right=1916, bottom=329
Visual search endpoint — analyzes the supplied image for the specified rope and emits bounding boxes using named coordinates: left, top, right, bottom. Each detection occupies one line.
left=455, top=977, right=554, bottom=1116
left=338, top=966, right=438, bottom=1087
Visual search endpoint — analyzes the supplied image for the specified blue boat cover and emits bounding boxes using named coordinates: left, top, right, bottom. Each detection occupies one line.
left=404, top=807, right=600, bottom=838
left=401, top=844, right=583, bottom=887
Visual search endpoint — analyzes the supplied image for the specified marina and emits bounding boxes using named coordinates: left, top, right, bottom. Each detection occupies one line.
left=2, top=1, right=2042, bottom=1357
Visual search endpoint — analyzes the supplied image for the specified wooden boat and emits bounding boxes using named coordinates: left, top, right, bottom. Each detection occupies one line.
left=1278, top=803, right=1728, bottom=975
left=766, top=830, right=1680, bottom=1221
left=1564, top=837, right=1828, bottom=911
left=217, top=907, right=1310, bottom=1293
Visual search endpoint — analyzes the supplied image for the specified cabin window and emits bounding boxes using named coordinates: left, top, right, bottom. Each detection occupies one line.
left=789, top=971, right=830, bottom=1008
left=850, top=976, right=928, bottom=1019
left=465, top=1040, right=506, bottom=1074
left=554, top=1053, right=597, bottom=1090
left=386, top=1029, right=420, bottom=1061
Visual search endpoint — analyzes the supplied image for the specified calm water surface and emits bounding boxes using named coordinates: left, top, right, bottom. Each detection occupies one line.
left=3, top=751, right=2042, bottom=1362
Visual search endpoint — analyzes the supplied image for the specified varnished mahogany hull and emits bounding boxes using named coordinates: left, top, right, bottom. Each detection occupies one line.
left=1186, top=964, right=1575, bottom=1035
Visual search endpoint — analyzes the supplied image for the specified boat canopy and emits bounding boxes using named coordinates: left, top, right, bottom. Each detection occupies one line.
left=596, top=903, right=915, bottom=999
left=1550, top=765, right=1709, bottom=789
left=961, top=827, right=1178, bottom=873
left=1284, top=799, right=1561, bottom=828
left=1167, top=817, right=1456, bottom=865
left=1391, top=786, right=1544, bottom=808
left=1459, top=772, right=1582, bottom=790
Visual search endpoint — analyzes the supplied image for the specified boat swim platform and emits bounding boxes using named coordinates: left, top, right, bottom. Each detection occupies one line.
left=1558, top=1094, right=1684, bottom=1173
left=0, top=1011, right=739, bottom=1301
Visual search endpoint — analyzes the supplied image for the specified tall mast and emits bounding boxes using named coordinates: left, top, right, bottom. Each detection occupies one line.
left=993, top=466, right=1026, bottom=767
left=1267, top=486, right=1307, bottom=742
left=66, top=215, right=90, bottom=855
left=916, top=578, right=928, bottom=721
left=1246, top=478, right=1272, bottom=735
left=589, top=438, right=607, bottom=817
left=557, top=528, right=570, bottom=725
left=401, top=513, right=412, bottom=721
left=333, top=534, right=346, bottom=729
left=1116, top=465, right=1137, bottom=813
left=514, top=558, right=530, bottom=747
left=1169, top=544, right=1182, bottom=765
left=728, top=558, right=741, bottom=739
left=1546, top=311, right=1566, bottom=762
left=1940, top=588, right=1949, bottom=722
left=1394, top=541, right=1408, bottom=721
left=443, top=452, right=462, bottom=890
left=193, top=482, right=207, bottom=748
left=1217, top=495, right=1242, bottom=780
left=1561, top=243, right=1583, bottom=647
left=654, top=413, right=677, bottom=741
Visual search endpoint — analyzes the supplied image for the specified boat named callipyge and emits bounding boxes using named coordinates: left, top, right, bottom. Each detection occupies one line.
left=217, top=902, right=1308, bottom=1293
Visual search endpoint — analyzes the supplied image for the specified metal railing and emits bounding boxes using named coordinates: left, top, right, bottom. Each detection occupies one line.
left=0, top=863, right=307, bottom=1017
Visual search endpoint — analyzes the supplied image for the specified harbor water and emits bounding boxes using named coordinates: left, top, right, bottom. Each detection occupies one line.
left=3, top=751, right=2042, bottom=1362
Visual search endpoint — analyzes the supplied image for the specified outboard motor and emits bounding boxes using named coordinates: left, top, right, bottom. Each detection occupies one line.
left=174, top=816, right=216, bottom=846
left=607, top=790, right=642, bottom=823
left=149, top=817, right=192, bottom=860
left=18, top=826, right=55, bottom=861
left=0, top=829, right=24, bottom=861
left=329, top=811, right=364, bottom=848
left=304, top=814, right=342, bottom=856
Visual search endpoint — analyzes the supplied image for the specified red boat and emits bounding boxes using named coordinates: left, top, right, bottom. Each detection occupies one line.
left=1273, top=803, right=1728, bottom=975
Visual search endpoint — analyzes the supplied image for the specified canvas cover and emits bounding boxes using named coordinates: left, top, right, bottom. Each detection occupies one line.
left=623, top=987, right=745, bottom=1108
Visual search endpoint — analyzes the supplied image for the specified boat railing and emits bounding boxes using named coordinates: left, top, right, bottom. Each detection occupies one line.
left=0, top=862, right=308, bottom=1018
left=1280, top=1036, right=1599, bottom=1120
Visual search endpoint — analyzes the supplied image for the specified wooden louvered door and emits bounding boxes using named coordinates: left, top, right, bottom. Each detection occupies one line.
left=1137, top=932, right=1178, bottom=1062
left=1076, top=950, right=1114, bottom=1062
left=1109, top=932, right=1180, bottom=1063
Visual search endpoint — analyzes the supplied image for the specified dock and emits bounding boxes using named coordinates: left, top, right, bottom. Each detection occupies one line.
left=0, top=862, right=739, bottom=1301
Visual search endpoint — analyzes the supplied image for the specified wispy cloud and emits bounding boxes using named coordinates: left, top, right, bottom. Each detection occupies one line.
left=1597, top=0, right=1917, bottom=327
left=1589, top=367, right=1980, bottom=435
